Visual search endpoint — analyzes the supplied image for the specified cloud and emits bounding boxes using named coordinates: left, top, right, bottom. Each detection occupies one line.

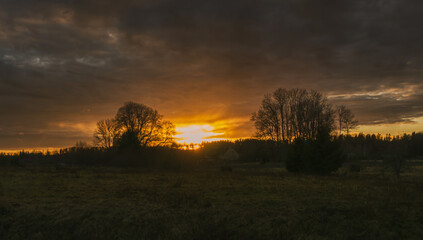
left=0, top=0, right=423, bottom=148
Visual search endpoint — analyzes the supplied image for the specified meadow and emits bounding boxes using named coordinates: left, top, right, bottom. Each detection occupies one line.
left=1, top=163, right=423, bottom=240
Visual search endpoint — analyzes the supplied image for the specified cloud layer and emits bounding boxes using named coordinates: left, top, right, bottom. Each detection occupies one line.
left=1, top=0, right=422, bottom=148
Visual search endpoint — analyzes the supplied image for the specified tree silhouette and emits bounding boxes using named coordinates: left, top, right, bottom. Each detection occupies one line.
left=251, top=88, right=334, bottom=142
left=93, top=119, right=119, bottom=148
left=252, top=88, right=348, bottom=174
left=336, top=105, right=358, bottom=135
left=114, top=101, right=175, bottom=148
left=93, top=102, right=176, bottom=150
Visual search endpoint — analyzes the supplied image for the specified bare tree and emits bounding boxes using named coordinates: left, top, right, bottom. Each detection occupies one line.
left=159, top=120, right=177, bottom=146
left=251, top=94, right=280, bottom=141
left=252, top=88, right=334, bottom=142
left=336, top=105, right=358, bottom=135
left=114, top=101, right=175, bottom=147
left=93, top=119, right=119, bottom=148
left=74, top=141, right=90, bottom=150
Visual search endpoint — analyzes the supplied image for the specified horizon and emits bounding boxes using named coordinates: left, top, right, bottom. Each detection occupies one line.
left=1, top=128, right=422, bottom=153
left=1, top=106, right=422, bottom=151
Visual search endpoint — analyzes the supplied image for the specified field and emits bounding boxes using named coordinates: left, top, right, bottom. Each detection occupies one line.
left=1, top=164, right=423, bottom=239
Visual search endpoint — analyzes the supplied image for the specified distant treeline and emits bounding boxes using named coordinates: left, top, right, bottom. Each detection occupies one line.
left=1, top=132, right=422, bottom=167
left=336, top=132, right=423, bottom=160
left=0, top=146, right=200, bottom=169
left=201, top=132, right=423, bottom=162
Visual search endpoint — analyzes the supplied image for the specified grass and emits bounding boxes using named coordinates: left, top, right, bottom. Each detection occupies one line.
left=1, top=164, right=423, bottom=239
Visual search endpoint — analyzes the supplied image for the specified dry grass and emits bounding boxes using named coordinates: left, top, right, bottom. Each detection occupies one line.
left=1, top=165, right=423, bottom=239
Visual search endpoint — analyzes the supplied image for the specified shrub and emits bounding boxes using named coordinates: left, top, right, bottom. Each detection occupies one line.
left=286, top=128, right=345, bottom=175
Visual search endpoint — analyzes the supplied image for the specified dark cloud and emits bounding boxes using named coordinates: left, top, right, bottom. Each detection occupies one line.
left=0, top=0, right=423, bottom=148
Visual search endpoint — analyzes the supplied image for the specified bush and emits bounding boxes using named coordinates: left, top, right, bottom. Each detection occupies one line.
left=286, top=128, right=345, bottom=175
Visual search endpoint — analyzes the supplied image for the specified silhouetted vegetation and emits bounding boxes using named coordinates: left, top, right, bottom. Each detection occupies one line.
left=1, top=132, right=422, bottom=172
left=336, top=132, right=423, bottom=161
left=286, top=127, right=345, bottom=175
left=336, top=105, right=358, bottom=135
left=2, top=94, right=419, bottom=176
left=251, top=88, right=352, bottom=174
left=94, top=102, right=176, bottom=151
left=206, top=132, right=423, bottom=163
left=251, top=88, right=335, bottom=142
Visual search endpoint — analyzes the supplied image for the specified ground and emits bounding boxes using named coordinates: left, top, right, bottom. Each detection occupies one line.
left=1, top=164, right=423, bottom=239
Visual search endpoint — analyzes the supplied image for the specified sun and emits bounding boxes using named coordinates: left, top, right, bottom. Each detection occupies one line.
left=175, top=124, right=225, bottom=145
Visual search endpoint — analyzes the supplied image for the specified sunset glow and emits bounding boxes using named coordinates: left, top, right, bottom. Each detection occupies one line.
left=175, top=124, right=225, bottom=144
left=356, top=117, right=423, bottom=136
left=1, top=0, right=423, bottom=150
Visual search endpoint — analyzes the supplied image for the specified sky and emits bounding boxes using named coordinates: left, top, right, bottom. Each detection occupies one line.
left=0, top=0, right=423, bottom=149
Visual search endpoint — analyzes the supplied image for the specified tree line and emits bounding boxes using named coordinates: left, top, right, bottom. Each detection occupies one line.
left=2, top=88, right=421, bottom=176
left=199, top=133, right=423, bottom=162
